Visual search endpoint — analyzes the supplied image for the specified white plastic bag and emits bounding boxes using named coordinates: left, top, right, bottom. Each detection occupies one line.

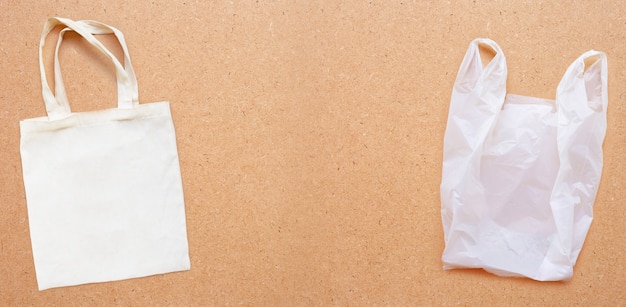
left=440, top=38, right=608, bottom=281
left=20, top=17, right=190, bottom=290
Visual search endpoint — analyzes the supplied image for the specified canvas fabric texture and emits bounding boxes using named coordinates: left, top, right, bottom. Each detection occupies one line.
left=20, top=17, right=190, bottom=290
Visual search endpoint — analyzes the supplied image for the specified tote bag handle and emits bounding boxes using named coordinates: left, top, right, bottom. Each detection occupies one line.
left=39, top=17, right=139, bottom=120
left=52, top=20, right=139, bottom=114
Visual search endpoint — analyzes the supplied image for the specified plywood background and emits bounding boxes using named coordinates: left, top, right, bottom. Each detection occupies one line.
left=1, top=1, right=624, bottom=305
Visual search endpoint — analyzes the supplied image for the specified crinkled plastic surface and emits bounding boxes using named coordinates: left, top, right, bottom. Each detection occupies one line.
left=440, top=38, right=608, bottom=281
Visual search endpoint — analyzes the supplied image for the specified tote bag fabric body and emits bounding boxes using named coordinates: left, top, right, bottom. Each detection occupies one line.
left=20, top=18, right=190, bottom=290
left=440, top=38, right=608, bottom=281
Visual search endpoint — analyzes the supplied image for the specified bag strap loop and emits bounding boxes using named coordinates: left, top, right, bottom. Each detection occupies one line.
left=557, top=50, right=608, bottom=112
left=453, top=38, right=506, bottom=95
left=39, top=17, right=139, bottom=120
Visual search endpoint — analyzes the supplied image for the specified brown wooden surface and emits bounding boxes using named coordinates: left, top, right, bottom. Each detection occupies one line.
left=1, top=1, right=624, bottom=305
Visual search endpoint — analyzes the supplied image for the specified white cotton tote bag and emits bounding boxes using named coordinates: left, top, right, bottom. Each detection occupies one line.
left=440, top=38, right=608, bottom=281
left=20, top=17, right=190, bottom=290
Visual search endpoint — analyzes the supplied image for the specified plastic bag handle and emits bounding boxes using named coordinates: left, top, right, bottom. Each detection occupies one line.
left=39, top=17, right=139, bottom=120
left=453, top=38, right=505, bottom=94
left=558, top=50, right=608, bottom=111
left=551, top=49, right=608, bottom=264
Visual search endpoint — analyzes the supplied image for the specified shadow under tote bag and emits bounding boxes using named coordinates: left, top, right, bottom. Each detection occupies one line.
left=20, top=17, right=190, bottom=290
left=440, top=38, right=608, bottom=281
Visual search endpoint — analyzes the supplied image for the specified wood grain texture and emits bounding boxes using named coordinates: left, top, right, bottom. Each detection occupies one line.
left=1, top=1, right=624, bottom=305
